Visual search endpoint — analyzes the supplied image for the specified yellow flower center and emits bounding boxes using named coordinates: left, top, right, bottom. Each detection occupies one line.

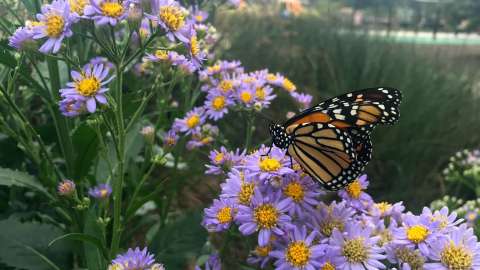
left=282, top=78, right=296, bottom=92
left=406, top=225, right=429, bottom=244
left=467, top=213, right=477, bottom=221
left=395, top=247, right=424, bottom=270
left=254, top=204, right=278, bottom=229
left=108, top=264, right=123, bottom=270
left=378, top=229, right=393, bottom=246
left=100, top=189, right=109, bottom=198
left=266, top=73, right=277, bottom=82
left=320, top=219, right=344, bottom=237
left=259, top=157, right=281, bottom=172
left=342, top=238, right=367, bottom=263
left=75, top=76, right=101, bottom=96
left=239, top=183, right=254, bottom=205
left=285, top=241, right=310, bottom=267
left=345, top=180, right=362, bottom=199
left=240, top=91, right=253, bottom=103
left=322, top=262, right=335, bottom=270
left=159, top=6, right=185, bottom=31
left=254, top=244, right=272, bottom=257
left=195, top=15, right=203, bottom=22
left=100, top=2, right=124, bottom=18
left=155, top=50, right=168, bottom=60
left=375, top=202, right=392, bottom=215
left=212, top=96, right=225, bottom=111
left=432, top=216, right=449, bottom=229
left=216, top=206, right=233, bottom=224
left=45, top=14, right=65, bottom=38
left=219, top=80, right=233, bottom=92
left=69, top=0, right=87, bottom=15
left=243, top=77, right=255, bottom=83
left=208, top=65, right=220, bottom=73
left=190, top=35, right=199, bottom=56
left=284, top=182, right=305, bottom=202
left=186, top=115, right=200, bottom=128
left=255, top=87, right=266, bottom=100
left=440, top=242, right=473, bottom=270
left=214, top=153, right=224, bottom=164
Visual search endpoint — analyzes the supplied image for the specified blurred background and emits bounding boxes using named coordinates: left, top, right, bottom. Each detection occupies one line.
left=212, top=0, right=480, bottom=211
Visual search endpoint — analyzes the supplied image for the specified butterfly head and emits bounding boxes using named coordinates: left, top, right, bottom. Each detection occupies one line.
left=269, top=123, right=291, bottom=149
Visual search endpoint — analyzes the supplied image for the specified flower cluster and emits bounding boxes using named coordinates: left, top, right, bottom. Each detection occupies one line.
left=201, top=145, right=480, bottom=269
left=167, top=61, right=313, bottom=149
left=431, top=195, right=480, bottom=235
left=443, top=148, right=480, bottom=195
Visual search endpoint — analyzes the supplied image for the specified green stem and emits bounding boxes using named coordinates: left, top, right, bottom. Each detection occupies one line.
left=244, top=111, right=255, bottom=151
left=110, top=64, right=125, bottom=257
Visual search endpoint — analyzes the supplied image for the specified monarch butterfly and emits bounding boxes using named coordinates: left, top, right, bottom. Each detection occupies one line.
left=269, top=87, right=401, bottom=191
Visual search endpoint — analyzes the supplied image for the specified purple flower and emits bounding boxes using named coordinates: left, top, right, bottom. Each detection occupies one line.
left=84, top=0, right=128, bottom=26
left=281, top=174, right=322, bottom=218
left=146, top=0, right=189, bottom=42
left=195, top=253, right=221, bottom=270
left=270, top=226, right=325, bottom=270
left=181, top=25, right=206, bottom=67
left=421, top=206, right=463, bottom=232
left=88, top=56, right=114, bottom=69
left=236, top=87, right=256, bottom=107
left=59, top=96, right=85, bottom=117
left=236, top=190, right=292, bottom=246
left=465, top=210, right=478, bottom=225
left=424, top=224, right=480, bottom=270
left=205, top=146, right=244, bottom=175
left=57, top=179, right=76, bottom=196
left=110, top=247, right=160, bottom=270
left=254, top=84, right=276, bottom=109
left=310, top=201, right=355, bottom=238
left=190, top=8, right=208, bottom=23
left=220, top=169, right=258, bottom=205
left=9, top=27, right=36, bottom=51
left=291, top=92, right=312, bottom=110
left=173, top=107, right=205, bottom=134
left=202, top=198, right=236, bottom=232
left=88, top=183, right=112, bottom=199
left=32, top=0, right=76, bottom=53
left=247, top=243, right=275, bottom=268
left=385, top=244, right=426, bottom=270
left=60, top=63, right=113, bottom=113
left=368, top=201, right=405, bottom=222
left=392, top=212, right=443, bottom=256
left=243, top=146, right=294, bottom=181
left=329, top=222, right=386, bottom=269
left=204, top=91, right=234, bottom=121
left=162, top=129, right=179, bottom=147
left=338, top=174, right=374, bottom=210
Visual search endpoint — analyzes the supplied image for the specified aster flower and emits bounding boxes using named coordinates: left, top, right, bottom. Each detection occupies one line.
left=185, top=124, right=218, bottom=149
left=243, top=146, right=294, bottom=181
left=60, top=63, right=113, bottom=113
left=202, top=198, right=236, bottom=232
left=329, top=222, right=386, bottom=269
left=247, top=241, right=275, bottom=269
left=88, top=56, right=114, bottom=69
left=236, top=190, right=292, bottom=246
left=173, top=107, right=205, bottom=134
left=421, top=206, right=463, bottom=232
left=204, top=91, right=234, bottom=121
left=291, top=92, right=312, bottom=110
left=110, top=247, right=162, bottom=270
left=270, top=226, right=325, bottom=270
left=338, top=174, right=374, bottom=210
left=311, top=201, right=355, bottom=239
left=195, top=253, right=221, bottom=270
left=220, top=169, right=258, bottom=205
left=236, top=86, right=256, bottom=107
left=205, top=146, right=241, bottom=175
left=281, top=77, right=297, bottom=92
left=392, top=212, right=443, bottom=256
left=32, top=0, right=77, bottom=53
left=57, top=179, right=76, bottom=196
left=59, top=96, right=86, bottom=117
left=266, top=72, right=284, bottom=86
left=147, top=0, right=189, bottom=42
left=88, top=183, right=112, bottom=199
left=385, top=244, right=426, bottom=270
left=465, top=210, right=478, bottom=225
left=162, top=129, right=179, bottom=147
left=181, top=25, right=206, bottom=67
left=84, top=0, right=128, bottom=26
left=69, top=0, right=88, bottom=16
left=424, top=224, right=480, bottom=270
left=9, top=27, right=36, bottom=51
left=253, top=84, right=276, bottom=109
left=369, top=201, right=405, bottom=222
left=281, top=174, right=322, bottom=218
left=190, top=8, right=208, bottom=23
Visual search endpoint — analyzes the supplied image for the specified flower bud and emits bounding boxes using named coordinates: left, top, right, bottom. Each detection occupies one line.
left=140, top=125, right=155, bottom=144
left=57, top=179, right=76, bottom=197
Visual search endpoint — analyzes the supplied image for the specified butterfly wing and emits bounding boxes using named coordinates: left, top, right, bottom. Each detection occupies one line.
left=284, top=87, right=402, bottom=131
left=286, top=123, right=362, bottom=190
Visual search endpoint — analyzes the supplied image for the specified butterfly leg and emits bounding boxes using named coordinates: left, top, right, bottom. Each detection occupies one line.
left=261, top=145, right=273, bottom=157
left=289, top=156, right=293, bottom=168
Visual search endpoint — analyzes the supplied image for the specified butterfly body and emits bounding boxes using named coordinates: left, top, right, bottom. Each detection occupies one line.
left=269, top=87, right=401, bottom=191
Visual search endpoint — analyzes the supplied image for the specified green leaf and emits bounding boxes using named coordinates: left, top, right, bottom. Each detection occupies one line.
left=0, top=40, right=17, bottom=68
left=0, top=167, right=51, bottom=197
left=150, top=211, right=207, bottom=269
left=0, top=218, right=71, bottom=270
left=49, top=233, right=109, bottom=260
left=72, top=124, right=99, bottom=180
left=83, top=209, right=107, bottom=270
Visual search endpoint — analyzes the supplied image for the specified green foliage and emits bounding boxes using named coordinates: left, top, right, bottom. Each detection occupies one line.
left=0, top=167, right=51, bottom=197
left=0, top=217, right=71, bottom=270
left=216, top=12, right=480, bottom=209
